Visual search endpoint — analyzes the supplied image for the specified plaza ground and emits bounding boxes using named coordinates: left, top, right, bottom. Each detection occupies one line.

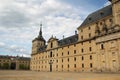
left=0, top=70, right=120, bottom=80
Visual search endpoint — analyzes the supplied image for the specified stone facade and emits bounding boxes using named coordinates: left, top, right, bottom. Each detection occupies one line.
left=31, top=0, right=120, bottom=72
left=0, top=55, right=30, bottom=70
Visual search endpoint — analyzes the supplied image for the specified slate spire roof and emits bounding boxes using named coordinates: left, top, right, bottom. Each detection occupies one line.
left=33, top=24, right=46, bottom=42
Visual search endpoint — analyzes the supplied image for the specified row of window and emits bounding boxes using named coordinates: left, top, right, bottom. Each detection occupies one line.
left=32, top=63, right=93, bottom=69
left=33, top=45, right=93, bottom=60
left=32, top=55, right=93, bottom=65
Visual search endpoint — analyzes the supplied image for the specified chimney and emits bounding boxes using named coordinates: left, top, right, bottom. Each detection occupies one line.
left=63, top=35, right=64, bottom=39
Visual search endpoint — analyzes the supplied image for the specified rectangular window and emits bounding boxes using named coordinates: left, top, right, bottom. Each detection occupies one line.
left=81, top=36, right=83, bottom=40
left=56, top=53, right=58, bottom=57
left=101, top=44, right=104, bottom=49
left=62, top=65, right=63, bottom=68
left=68, top=58, right=69, bottom=62
left=88, top=26, right=91, bottom=30
left=89, top=33, right=91, bottom=38
left=68, top=64, right=69, bottom=68
left=89, top=41, right=91, bottom=43
left=50, top=52, right=52, bottom=57
left=90, top=55, right=92, bottom=60
left=56, top=60, right=58, bottom=63
left=81, top=42, right=83, bottom=45
left=74, top=64, right=76, bottom=68
left=82, top=64, right=84, bottom=68
left=62, top=59, right=63, bottom=63
left=90, top=63, right=93, bottom=68
left=81, top=48, right=84, bottom=53
left=56, top=65, right=58, bottom=68
left=62, top=52, right=63, bottom=56
left=74, top=50, right=76, bottom=54
left=68, top=51, right=69, bottom=55
left=74, top=44, right=76, bottom=47
left=74, top=57, right=76, bottom=61
left=89, top=47, right=92, bottom=51
left=82, top=56, right=84, bottom=60
left=81, top=29, right=83, bottom=32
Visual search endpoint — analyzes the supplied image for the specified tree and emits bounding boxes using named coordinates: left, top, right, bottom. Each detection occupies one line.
left=3, top=63, right=9, bottom=69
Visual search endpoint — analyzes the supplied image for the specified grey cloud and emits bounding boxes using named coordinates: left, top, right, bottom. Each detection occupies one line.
left=0, top=41, right=30, bottom=56
left=0, top=7, right=30, bottom=28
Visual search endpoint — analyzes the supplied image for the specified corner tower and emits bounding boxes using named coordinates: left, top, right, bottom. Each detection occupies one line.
left=109, top=0, right=120, bottom=25
left=32, top=24, right=46, bottom=54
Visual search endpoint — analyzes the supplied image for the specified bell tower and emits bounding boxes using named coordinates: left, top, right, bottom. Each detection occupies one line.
left=32, top=24, right=46, bottom=54
left=109, top=0, right=120, bottom=25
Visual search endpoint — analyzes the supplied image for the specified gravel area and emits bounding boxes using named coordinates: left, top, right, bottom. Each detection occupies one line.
left=0, top=70, right=120, bottom=80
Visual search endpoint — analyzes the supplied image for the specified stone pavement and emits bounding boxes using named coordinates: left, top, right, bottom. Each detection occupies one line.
left=0, top=70, right=120, bottom=80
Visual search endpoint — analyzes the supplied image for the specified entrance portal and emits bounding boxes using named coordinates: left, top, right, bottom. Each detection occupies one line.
left=50, top=64, right=52, bottom=72
left=11, top=63, right=16, bottom=70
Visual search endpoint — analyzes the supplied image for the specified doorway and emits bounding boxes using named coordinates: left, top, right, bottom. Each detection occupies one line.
left=50, top=64, right=52, bottom=72
left=11, top=63, right=16, bottom=70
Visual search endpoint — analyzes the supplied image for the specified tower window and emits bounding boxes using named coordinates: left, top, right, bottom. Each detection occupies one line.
left=51, top=42, right=53, bottom=48
left=50, top=52, right=52, bottom=57
left=101, top=44, right=104, bottom=49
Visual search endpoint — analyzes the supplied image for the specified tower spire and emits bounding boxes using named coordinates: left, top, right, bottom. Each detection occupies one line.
left=39, top=23, right=42, bottom=37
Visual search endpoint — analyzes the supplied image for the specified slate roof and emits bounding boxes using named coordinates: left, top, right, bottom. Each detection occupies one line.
left=38, top=34, right=78, bottom=52
left=39, top=45, right=47, bottom=52
left=78, top=5, right=112, bottom=28
left=58, top=34, right=78, bottom=46
left=32, top=36, right=46, bottom=42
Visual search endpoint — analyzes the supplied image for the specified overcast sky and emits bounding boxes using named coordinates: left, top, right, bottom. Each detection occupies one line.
left=0, top=0, right=111, bottom=57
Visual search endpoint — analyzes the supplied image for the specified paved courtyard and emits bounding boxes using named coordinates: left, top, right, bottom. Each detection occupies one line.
left=0, top=70, right=120, bottom=80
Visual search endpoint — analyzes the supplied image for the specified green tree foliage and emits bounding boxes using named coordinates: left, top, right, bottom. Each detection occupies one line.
left=2, top=63, right=9, bottom=69
left=19, top=64, right=29, bottom=70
